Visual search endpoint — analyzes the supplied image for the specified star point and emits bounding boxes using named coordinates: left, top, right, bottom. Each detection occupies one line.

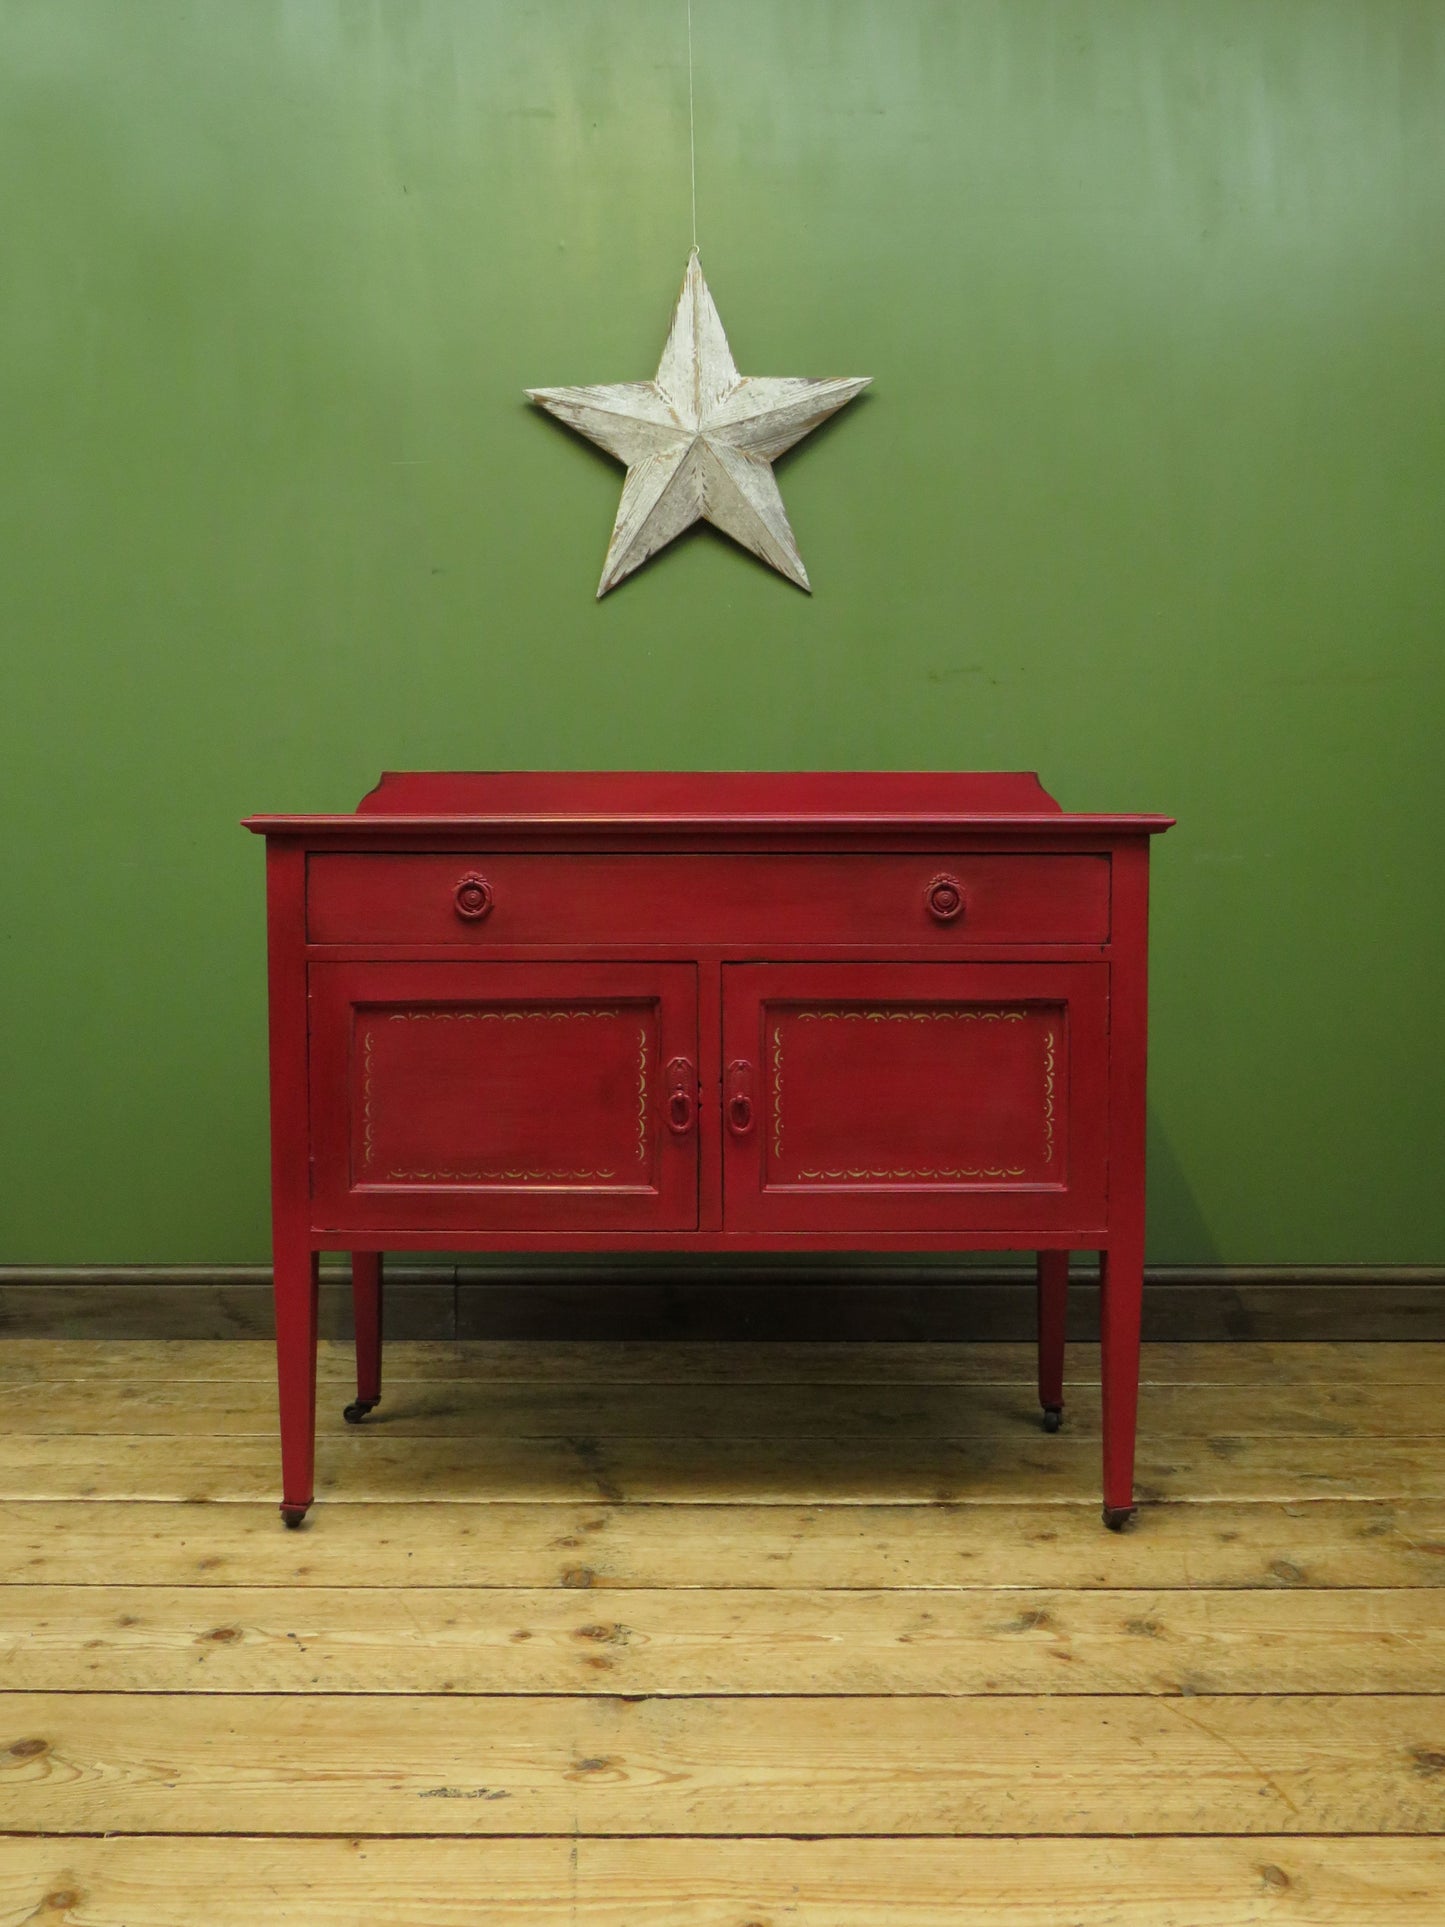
left=528, top=254, right=869, bottom=596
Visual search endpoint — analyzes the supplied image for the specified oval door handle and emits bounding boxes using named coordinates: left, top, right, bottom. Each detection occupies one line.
left=666, top=1056, right=697, bottom=1135
left=925, top=873, right=964, bottom=922
left=453, top=873, right=494, bottom=921
left=726, top=1059, right=755, bottom=1136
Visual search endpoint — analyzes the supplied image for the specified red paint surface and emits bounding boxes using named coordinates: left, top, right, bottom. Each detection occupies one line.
left=306, top=851, right=1112, bottom=948
left=719, top=962, right=1107, bottom=1236
left=246, top=773, right=1172, bottom=1526
left=309, top=961, right=699, bottom=1234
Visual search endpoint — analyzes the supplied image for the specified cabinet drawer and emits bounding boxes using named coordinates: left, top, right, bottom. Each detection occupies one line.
left=307, top=853, right=1110, bottom=947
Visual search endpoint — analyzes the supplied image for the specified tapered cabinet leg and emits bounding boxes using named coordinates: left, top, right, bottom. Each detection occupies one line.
left=1099, top=1228, right=1145, bottom=1529
left=345, top=1251, right=383, bottom=1425
left=274, top=1238, right=319, bottom=1527
left=1036, top=1250, right=1068, bottom=1432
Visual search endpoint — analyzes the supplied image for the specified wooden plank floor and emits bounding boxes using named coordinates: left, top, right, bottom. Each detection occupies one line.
left=1, top=1340, right=1443, bottom=1923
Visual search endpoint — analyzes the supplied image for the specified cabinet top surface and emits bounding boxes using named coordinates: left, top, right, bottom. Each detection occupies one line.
left=243, top=771, right=1174, bottom=836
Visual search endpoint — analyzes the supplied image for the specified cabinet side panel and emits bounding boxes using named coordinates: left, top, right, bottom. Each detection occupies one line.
left=1106, top=838, right=1152, bottom=1246
left=264, top=840, right=311, bottom=1233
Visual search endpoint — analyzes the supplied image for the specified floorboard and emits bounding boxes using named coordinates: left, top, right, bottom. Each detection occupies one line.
left=6, top=1428, right=1445, bottom=1503
left=4, top=1583, right=1442, bottom=1695
left=2, top=1836, right=1442, bottom=1926
left=9, top=1496, right=1445, bottom=1588
left=7, top=1690, right=1445, bottom=1834
left=12, top=1376, right=1443, bottom=1437
left=4, top=1337, right=1443, bottom=1384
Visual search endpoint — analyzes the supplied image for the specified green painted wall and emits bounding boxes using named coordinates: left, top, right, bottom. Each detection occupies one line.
left=2, top=0, right=1441, bottom=1265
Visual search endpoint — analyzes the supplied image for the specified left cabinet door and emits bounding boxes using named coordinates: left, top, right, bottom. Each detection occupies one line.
left=309, top=961, right=699, bottom=1233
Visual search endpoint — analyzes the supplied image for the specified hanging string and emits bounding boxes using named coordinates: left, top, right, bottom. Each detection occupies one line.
left=686, top=0, right=698, bottom=253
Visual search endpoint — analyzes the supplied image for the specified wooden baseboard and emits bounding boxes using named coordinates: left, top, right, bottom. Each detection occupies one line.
left=0, top=1263, right=1441, bottom=1342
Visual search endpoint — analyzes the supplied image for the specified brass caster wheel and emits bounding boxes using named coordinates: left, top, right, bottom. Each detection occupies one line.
left=343, top=1399, right=379, bottom=1425
left=280, top=1503, right=311, bottom=1530
left=1102, top=1505, right=1137, bottom=1533
left=1041, top=1405, right=1063, bottom=1434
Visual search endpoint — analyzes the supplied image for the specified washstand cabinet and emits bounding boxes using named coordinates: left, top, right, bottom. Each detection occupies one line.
left=244, top=771, right=1173, bottom=1529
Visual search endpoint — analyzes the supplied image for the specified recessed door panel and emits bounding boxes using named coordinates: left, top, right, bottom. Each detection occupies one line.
left=722, top=963, right=1107, bottom=1233
left=310, top=962, right=698, bottom=1232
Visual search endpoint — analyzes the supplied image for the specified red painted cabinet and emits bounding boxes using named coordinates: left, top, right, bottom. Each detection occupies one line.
left=245, top=771, right=1172, bottom=1530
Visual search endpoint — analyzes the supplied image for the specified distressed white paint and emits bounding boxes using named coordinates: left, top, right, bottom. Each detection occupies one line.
left=527, top=253, right=870, bottom=597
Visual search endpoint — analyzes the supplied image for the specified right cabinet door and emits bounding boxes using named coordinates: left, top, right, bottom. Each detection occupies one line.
left=721, top=963, right=1108, bottom=1234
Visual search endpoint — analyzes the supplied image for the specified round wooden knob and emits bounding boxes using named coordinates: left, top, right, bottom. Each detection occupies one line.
left=925, top=874, right=964, bottom=922
left=453, top=873, right=494, bottom=921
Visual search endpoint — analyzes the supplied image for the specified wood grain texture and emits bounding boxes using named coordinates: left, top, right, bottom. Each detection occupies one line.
left=6, top=1431, right=1444, bottom=1504
left=0, top=1838, right=577, bottom=1927
left=8, top=1497, right=1444, bottom=1590
left=4, top=1692, right=1444, bottom=1835
left=578, top=1836, right=1445, bottom=1925
left=5, top=1338, right=1443, bottom=1385
left=10, top=1375, right=1443, bottom=1438
left=3, top=1836, right=1442, bottom=1927
left=5, top=1584, right=1442, bottom=1695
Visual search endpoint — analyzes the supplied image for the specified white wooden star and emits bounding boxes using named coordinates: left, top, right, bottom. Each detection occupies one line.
left=526, top=252, right=870, bottom=597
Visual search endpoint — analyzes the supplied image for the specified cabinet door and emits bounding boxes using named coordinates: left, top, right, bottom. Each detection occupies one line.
left=721, top=963, right=1107, bottom=1234
left=309, top=962, right=699, bottom=1233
